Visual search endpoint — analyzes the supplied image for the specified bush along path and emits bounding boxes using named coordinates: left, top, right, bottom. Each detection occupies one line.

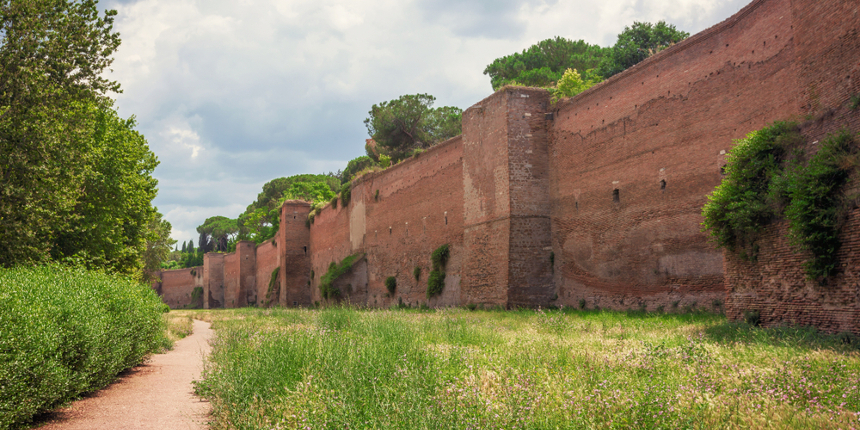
left=36, top=319, right=213, bottom=430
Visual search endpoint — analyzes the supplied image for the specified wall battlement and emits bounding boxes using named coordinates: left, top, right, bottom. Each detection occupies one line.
left=154, top=0, right=859, bottom=333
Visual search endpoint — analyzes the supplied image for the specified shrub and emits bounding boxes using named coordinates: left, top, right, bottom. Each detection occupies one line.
left=0, top=265, right=168, bottom=429
left=578, top=298, right=587, bottom=309
left=702, top=121, right=802, bottom=257
left=385, top=276, right=397, bottom=295
left=340, top=182, right=352, bottom=207
left=379, top=154, right=391, bottom=168
left=431, top=244, right=449, bottom=269
left=427, top=244, right=450, bottom=298
left=427, top=270, right=445, bottom=298
left=319, top=254, right=363, bottom=300
left=849, top=95, right=860, bottom=110
left=783, top=130, right=856, bottom=280
left=330, top=196, right=338, bottom=208
left=744, top=310, right=761, bottom=327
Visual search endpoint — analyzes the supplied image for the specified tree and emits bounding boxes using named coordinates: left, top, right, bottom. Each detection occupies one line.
left=49, top=102, right=159, bottom=277
left=236, top=174, right=340, bottom=243
left=551, top=68, right=599, bottom=102
left=0, top=0, right=122, bottom=267
left=597, top=21, right=689, bottom=78
left=483, top=37, right=609, bottom=90
left=197, top=216, right=239, bottom=252
left=181, top=241, right=187, bottom=253
left=364, top=94, right=463, bottom=162
left=341, top=156, right=378, bottom=184
left=282, top=181, right=336, bottom=204
left=142, top=211, right=176, bottom=283
left=187, top=240, right=194, bottom=253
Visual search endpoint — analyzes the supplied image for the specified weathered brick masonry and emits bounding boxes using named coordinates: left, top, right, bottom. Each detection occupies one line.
left=153, top=0, right=859, bottom=332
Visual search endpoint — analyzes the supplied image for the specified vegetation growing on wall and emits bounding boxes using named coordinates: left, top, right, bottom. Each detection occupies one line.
left=264, top=267, right=280, bottom=307
left=427, top=244, right=450, bottom=298
left=385, top=276, right=397, bottom=295
left=702, top=122, right=858, bottom=280
left=319, top=253, right=363, bottom=300
left=783, top=130, right=858, bottom=279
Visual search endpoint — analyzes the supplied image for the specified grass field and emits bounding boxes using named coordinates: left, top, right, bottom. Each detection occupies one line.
left=189, top=307, right=860, bottom=430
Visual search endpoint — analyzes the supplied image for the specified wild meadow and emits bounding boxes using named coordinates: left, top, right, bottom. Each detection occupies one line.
left=192, top=306, right=860, bottom=430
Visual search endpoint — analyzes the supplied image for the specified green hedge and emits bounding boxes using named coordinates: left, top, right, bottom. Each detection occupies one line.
left=0, top=265, right=169, bottom=429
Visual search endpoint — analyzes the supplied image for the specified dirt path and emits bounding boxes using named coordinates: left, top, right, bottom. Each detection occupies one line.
left=38, top=319, right=214, bottom=430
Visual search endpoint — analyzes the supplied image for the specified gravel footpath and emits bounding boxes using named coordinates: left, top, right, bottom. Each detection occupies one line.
left=37, top=319, right=214, bottom=430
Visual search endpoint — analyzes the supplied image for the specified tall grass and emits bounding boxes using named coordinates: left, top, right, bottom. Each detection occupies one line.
left=196, top=307, right=860, bottom=429
left=0, top=265, right=169, bottom=429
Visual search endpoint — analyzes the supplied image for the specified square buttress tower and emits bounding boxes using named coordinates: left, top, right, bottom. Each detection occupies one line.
left=461, top=87, right=555, bottom=308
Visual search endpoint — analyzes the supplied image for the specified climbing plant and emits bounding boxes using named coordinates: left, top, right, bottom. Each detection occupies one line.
left=427, top=244, right=450, bottom=298
left=703, top=121, right=858, bottom=280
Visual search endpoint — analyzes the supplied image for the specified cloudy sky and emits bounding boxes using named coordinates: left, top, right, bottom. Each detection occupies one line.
left=100, top=0, right=750, bottom=245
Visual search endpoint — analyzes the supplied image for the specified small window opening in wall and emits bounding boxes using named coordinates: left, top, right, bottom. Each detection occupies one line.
left=575, top=201, right=579, bottom=209
left=389, top=227, right=392, bottom=235
left=303, top=246, right=307, bottom=254
left=660, top=179, right=666, bottom=190
left=293, top=301, right=298, bottom=306
left=613, top=189, right=620, bottom=202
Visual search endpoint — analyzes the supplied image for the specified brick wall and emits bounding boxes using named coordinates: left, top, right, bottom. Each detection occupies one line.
left=308, top=136, right=465, bottom=307
left=203, top=253, right=224, bottom=309
left=280, top=201, right=311, bottom=306
left=152, top=266, right=203, bottom=309
left=547, top=0, right=803, bottom=312
left=722, top=0, right=860, bottom=333
left=156, top=0, right=859, bottom=333
left=254, top=240, right=278, bottom=307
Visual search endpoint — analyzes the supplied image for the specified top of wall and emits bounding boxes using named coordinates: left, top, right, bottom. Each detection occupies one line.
left=554, top=0, right=769, bottom=110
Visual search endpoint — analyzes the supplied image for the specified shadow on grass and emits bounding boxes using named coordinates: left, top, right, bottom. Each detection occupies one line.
left=703, top=320, right=860, bottom=352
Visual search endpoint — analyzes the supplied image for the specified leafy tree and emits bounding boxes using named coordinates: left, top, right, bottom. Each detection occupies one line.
left=483, top=37, right=609, bottom=90
left=50, top=102, right=159, bottom=277
left=282, top=181, right=336, bottom=204
left=364, top=94, right=462, bottom=162
left=551, top=68, right=599, bottom=102
left=0, top=0, right=123, bottom=267
left=236, top=174, right=340, bottom=243
left=341, top=156, right=378, bottom=184
left=597, top=21, right=689, bottom=78
left=197, top=216, right=239, bottom=252
left=142, top=211, right=176, bottom=282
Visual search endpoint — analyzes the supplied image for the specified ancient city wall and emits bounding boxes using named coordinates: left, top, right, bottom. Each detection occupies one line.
left=722, top=0, right=860, bottom=333
left=152, top=0, right=860, bottom=333
left=547, top=0, right=804, bottom=312
left=254, top=240, right=279, bottom=306
left=309, top=136, right=466, bottom=307
left=151, top=266, right=203, bottom=309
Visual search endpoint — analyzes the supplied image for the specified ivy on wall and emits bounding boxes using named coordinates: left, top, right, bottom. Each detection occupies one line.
left=702, top=121, right=858, bottom=281
left=319, top=253, right=363, bottom=300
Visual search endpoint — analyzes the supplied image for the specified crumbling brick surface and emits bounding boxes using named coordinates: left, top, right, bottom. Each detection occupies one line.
left=548, top=0, right=801, bottom=312
left=152, top=0, right=860, bottom=333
